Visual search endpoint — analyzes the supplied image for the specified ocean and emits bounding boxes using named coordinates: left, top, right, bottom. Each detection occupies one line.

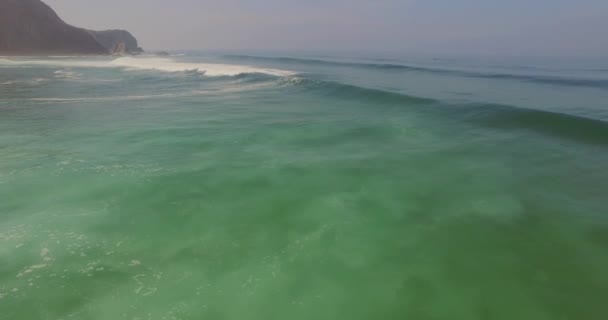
left=1, top=53, right=607, bottom=319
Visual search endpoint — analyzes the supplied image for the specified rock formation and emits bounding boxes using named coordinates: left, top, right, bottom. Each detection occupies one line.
left=111, top=42, right=128, bottom=56
left=89, top=30, right=143, bottom=55
left=0, top=0, right=142, bottom=55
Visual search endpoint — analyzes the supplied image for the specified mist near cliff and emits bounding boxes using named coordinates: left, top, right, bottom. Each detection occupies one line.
left=44, top=0, right=608, bottom=57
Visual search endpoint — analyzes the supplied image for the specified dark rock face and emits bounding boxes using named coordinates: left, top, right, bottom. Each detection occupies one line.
left=0, top=0, right=143, bottom=55
left=89, top=30, right=143, bottom=55
left=0, top=0, right=107, bottom=55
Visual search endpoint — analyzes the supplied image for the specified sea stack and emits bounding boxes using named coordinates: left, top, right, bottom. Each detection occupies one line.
left=0, top=0, right=142, bottom=55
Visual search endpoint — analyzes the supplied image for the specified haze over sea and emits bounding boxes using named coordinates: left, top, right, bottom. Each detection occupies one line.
left=1, top=52, right=608, bottom=319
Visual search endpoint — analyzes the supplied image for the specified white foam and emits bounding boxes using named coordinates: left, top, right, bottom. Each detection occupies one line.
left=16, top=264, right=47, bottom=278
left=0, top=59, right=109, bottom=68
left=0, top=58, right=16, bottom=65
left=27, top=80, right=279, bottom=103
left=0, top=56, right=294, bottom=77
left=29, top=92, right=187, bottom=103
left=40, top=248, right=52, bottom=262
left=110, top=57, right=294, bottom=76
left=54, top=70, right=81, bottom=80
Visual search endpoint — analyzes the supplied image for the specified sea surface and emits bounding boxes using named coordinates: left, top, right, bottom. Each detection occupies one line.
left=1, top=53, right=607, bottom=319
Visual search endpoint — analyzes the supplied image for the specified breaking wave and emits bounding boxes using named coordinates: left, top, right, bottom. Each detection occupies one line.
left=0, top=57, right=295, bottom=77
left=110, top=57, right=295, bottom=76
left=277, top=77, right=608, bottom=145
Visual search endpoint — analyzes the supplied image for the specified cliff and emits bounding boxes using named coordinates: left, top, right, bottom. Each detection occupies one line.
left=0, top=0, right=142, bottom=55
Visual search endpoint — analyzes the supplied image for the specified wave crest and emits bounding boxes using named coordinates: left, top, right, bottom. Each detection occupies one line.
left=276, top=76, right=608, bottom=145
left=110, top=57, right=294, bottom=77
left=0, top=57, right=295, bottom=77
left=225, top=55, right=608, bottom=89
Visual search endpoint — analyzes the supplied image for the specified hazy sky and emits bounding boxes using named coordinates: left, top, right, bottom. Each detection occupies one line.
left=45, top=0, right=608, bottom=56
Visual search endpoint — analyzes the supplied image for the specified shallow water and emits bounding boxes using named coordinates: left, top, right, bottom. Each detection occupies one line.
left=1, top=54, right=608, bottom=319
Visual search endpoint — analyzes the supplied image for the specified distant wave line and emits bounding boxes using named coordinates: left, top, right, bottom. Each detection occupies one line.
left=224, top=54, right=608, bottom=89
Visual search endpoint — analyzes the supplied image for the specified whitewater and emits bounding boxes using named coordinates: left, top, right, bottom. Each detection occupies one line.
left=0, top=56, right=295, bottom=76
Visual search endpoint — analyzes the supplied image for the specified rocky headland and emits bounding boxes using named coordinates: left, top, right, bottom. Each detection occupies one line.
left=0, top=0, right=143, bottom=55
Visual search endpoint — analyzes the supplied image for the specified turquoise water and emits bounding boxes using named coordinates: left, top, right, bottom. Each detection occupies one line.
left=1, top=54, right=608, bottom=319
